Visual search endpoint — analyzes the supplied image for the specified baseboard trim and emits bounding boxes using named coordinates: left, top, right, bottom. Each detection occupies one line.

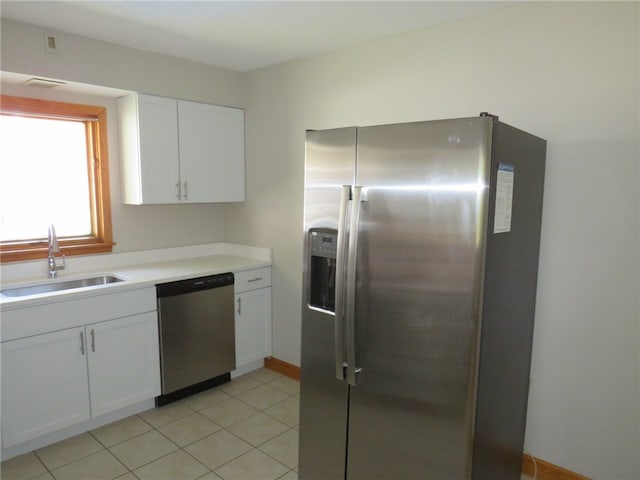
left=265, top=357, right=588, bottom=479
left=522, top=453, right=591, bottom=480
left=264, top=356, right=301, bottom=381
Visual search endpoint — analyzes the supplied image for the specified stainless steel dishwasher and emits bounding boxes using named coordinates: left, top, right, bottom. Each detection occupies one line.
left=156, top=272, right=235, bottom=406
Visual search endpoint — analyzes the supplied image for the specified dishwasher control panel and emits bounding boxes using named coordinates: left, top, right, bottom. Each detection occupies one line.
left=156, top=272, right=234, bottom=297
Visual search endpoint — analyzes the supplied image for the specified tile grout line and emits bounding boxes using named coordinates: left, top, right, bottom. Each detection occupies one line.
left=193, top=373, right=298, bottom=479
left=85, top=429, right=133, bottom=480
left=3, top=369, right=299, bottom=480
left=31, top=449, right=53, bottom=479
left=31, top=433, right=109, bottom=478
left=219, top=421, right=289, bottom=452
left=124, top=372, right=298, bottom=479
left=193, top=393, right=297, bottom=477
left=254, top=426, right=299, bottom=468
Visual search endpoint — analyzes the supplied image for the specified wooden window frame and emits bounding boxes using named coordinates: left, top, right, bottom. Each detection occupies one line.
left=0, top=95, right=114, bottom=262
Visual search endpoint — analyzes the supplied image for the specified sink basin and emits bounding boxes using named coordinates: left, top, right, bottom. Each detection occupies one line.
left=0, top=275, right=124, bottom=298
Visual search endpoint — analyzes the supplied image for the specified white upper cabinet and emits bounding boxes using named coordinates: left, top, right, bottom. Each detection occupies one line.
left=118, top=94, right=179, bottom=204
left=178, top=100, right=245, bottom=203
left=118, top=93, right=245, bottom=204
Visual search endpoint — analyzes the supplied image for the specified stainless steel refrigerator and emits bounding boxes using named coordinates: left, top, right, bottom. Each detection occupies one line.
left=299, top=114, right=546, bottom=480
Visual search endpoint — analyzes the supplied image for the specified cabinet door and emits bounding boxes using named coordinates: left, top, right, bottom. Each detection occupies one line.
left=1, top=328, right=90, bottom=447
left=137, top=95, right=181, bottom=204
left=235, top=287, right=272, bottom=367
left=87, top=312, right=161, bottom=417
left=178, top=100, right=245, bottom=203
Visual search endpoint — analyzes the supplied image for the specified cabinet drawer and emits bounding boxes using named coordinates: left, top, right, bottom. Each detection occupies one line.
left=1, top=287, right=157, bottom=342
left=235, top=267, right=271, bottom=293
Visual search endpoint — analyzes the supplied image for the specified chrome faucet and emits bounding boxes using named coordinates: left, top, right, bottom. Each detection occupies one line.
left=47, top=224, right=66, bottom=278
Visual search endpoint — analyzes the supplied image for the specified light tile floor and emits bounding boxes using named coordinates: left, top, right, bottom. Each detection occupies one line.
left=1, top=367, right=537, bottom=480
left=1, top=368, right=299, bottom=480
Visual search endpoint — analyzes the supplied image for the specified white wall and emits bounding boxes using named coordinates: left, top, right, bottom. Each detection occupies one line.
left=1, top=19, right=247, bottom=253
left=1, top=3, right=639, bottom=478
left=225, top=2, right=639, bottom=478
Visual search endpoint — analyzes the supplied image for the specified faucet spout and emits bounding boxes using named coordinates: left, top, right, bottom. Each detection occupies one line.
left=47, top=224, right=66, bottom=278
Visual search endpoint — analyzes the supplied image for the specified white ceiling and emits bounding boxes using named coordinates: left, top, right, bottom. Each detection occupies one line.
left=1, top=1, right=503, bottom=72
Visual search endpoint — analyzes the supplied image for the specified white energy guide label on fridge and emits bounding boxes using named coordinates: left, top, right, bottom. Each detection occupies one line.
left=494, top=163, right=514, bottom=233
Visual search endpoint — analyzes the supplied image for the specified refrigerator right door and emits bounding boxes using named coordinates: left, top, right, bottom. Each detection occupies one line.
left=345, top=118, right=493, bottom=479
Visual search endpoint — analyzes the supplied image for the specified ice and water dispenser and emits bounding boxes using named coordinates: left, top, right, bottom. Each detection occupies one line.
left=308, top=230, right=337, bottom=312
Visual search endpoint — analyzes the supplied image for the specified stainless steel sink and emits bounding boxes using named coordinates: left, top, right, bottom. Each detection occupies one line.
left=0, top=275, right=124, bottom=298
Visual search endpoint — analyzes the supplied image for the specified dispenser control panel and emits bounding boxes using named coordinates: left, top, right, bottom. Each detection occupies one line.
left=309, top=230, right=337, bottom=313
left=310, top=231, right=337, bottom=259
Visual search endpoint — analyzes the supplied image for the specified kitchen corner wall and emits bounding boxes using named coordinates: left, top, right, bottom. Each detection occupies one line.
left=224, top=2, right=640, bottom=479
left=1, top=3, right=639, bottom=478
left=0, top=18, right=247, bottom=253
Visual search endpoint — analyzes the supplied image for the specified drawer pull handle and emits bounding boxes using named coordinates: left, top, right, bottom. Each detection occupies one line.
left=248, top=277, right=263, bottom=283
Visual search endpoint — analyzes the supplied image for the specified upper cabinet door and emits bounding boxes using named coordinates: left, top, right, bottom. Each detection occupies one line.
left=178, top=100, right=245, bottom=203
left=137, top=95, right=181, bottom=204
left=118, top=94, right=180, bottom=204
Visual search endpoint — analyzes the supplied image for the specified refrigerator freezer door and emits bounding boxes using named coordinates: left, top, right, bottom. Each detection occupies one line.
left=345, top=118, right=493, bottom=479
left=299, top=128, right=356, bottom=480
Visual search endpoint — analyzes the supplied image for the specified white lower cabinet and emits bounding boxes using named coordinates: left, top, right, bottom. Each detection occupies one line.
left=1, top=327, right=91, bottom=447
left=87, top=312, right=160, bottom=417
left=1, top=309, right=160, bottom=448
left=234, top=268, right=272, bottom=367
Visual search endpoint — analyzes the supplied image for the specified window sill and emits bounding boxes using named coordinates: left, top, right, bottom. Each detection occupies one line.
left=1, top=241, right=115, bottom=263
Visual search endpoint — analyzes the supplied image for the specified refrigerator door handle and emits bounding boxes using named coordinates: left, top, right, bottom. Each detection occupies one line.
left=346, top=185, right=364, bottom=386
left=334, top=184, right=351, bottom=381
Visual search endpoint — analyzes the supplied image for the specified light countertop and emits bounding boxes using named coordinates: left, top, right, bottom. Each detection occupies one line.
left=0, top=243, right=271, bottom=311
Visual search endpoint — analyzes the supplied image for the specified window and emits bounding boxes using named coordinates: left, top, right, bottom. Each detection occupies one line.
left=0, top=95, right=113, bottom=262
